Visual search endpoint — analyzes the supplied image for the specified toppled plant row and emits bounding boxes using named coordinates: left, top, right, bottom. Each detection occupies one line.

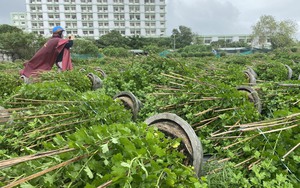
left=0, top=52, right=299, bottom=187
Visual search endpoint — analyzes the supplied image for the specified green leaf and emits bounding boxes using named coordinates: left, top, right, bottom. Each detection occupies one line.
left=121, top=161, right=131, bottom=168
left=84, top=166, right=94, bottom=179
left=171, top=141, right=180, bottom=149
left=254, top=151, right=260, bottom=159
left=111, top=137, right=119, bottom=144
left=44, top=174, right=55, bottom=186
left=101, top=143, right=109, bottom=153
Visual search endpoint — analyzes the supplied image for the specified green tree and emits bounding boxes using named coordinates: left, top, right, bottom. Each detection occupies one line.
left=0, top=24, right=22, bottom=34
left=0, top=31, right=46, bottom=60
left=171, top=26, right=193, bottom=49
left=101, top=47, right=131, bottom=57
left=71, top=38, right=99, bottom=56
left=252, top=15, right=298, bottom=49
left=127, top=35, right=146, bottom=49
left=96, top=30, right=129, bottom=48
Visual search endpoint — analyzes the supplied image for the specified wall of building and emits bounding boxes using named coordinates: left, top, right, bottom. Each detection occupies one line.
left=12, top=0, right=167, bottom=39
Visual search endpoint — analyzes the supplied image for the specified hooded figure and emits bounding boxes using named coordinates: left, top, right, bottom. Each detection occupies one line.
left=20, top=26, right=73, bottom=78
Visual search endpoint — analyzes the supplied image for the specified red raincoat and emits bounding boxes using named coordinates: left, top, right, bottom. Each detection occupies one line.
left=20, top=35, right=73, bottom=77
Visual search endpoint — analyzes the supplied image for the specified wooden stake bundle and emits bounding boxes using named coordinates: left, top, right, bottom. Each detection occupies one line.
left=0, top=148, right=75, bottom=169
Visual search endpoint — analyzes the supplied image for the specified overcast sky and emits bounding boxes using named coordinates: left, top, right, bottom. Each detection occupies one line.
left=1, top=0, right=299, bottom=37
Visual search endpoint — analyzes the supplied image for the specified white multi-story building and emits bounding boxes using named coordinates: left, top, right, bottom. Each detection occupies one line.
left=198, top=34, right=272, bottom=49
left=10, top=12, right=28, bottom=31
left=12, top=0, right=166, bottom=39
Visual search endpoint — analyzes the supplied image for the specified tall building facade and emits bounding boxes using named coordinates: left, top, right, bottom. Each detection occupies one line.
left=12, top=0, right=166, bottom=39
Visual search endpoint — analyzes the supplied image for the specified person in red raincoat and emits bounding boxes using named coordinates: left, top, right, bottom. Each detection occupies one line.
left=20, top=26, right=74, bottom=79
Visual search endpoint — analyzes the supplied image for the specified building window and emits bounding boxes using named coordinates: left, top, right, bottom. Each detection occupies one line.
left=145, top=6, right=155, bottom=12
left=113, top=0, right=124, bottom=3
left=145, top=0, right=154, bottom=3
left=129, top=6, right=139, bottom=12
left=129, top=14, right=140, bottom=20
left=114, top=14, right=125, bottom=20
left=98, top=6, right=108, bottom=12
left=114, top=6, right=125, bottom=12
left=98, top=14, right=109, bottom=19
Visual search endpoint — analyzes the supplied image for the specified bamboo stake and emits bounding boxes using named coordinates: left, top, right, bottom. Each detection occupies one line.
left=211, top=129, right=221, bottom=135
left=195, top=116, right=219, bottom=130
left=210, top=129, right=237, bottom=137
left=217, top=157, right=231, bottom=163
left=3, top=107, right=36, bottom=112
left=277, top=83, right=300, bottom=87
left=192, top=115, right=219, bottom=127
left=151, top=92, right=175, bottom=96
left=282, top=142, right=300, bottom=159
left=208, top=136, right=245, bottom=140
left=10, top=118, right=78, bottom=141
left=248, top=159, right=261, bottom=170
left=160, top=101, right=195, bottom=110
left=207, top=167, right=224, bottom=174
left=229, top=120, right=241, bottom=131
left=214, top=107, right=237, bottom=113
left=13, top=112, right=75, bottom=120
left=98, top=180, right=113, bottom=188
left=14, top=98, right=80, bottom=103
left=26, top=138, right=54, bottom=150
left=0, top=115, right=10, bottom=118
left=240, top=119, right=300, bottom=132
left=3, top=155, right=87, bottom=188
left=237, top=113, right=300, bottom=128
left=28, top=118, right=93, bottom=135
left=169, top=81, right=187, bottom=87
left=259, top=124, right=299, bottom=134
left=190, top=97, right=222, bottom=101
left=222, top=135, right=259, bottom=150
left=170, top=72, right=216, bottom=88
left=194, top=108, right=215, bottom=117
left=234, top=156, right=255, bottom=167
left=0, top=148, right=75, bottom=169
left=24, top=115, right=80, bottom=136
left=35, top=129, right=72, bottom=140
left=161, top=73, right=186, bottom=81
left=156, top=88, right=183, bottom=91
left=292, top=100, right=300, bottom=105
left=170, top=71, right=206, bottom=84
